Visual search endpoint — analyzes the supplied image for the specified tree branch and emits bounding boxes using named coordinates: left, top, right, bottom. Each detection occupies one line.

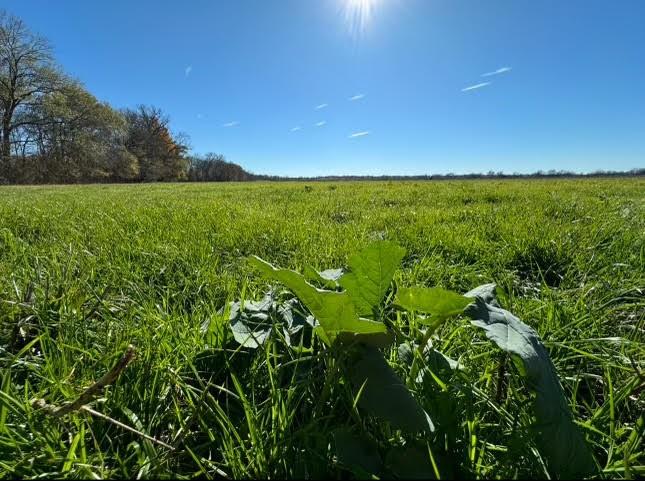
left=38, top=344, right=136, bottom=417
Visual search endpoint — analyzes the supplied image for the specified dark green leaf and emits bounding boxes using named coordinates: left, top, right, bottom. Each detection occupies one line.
left=385, top=445, right=437, bottom=480
left=332, top=428, right=383, bottom=478
left=347, top=345, right=434, bottom=434
left=337, top=330, right=395, bottom=348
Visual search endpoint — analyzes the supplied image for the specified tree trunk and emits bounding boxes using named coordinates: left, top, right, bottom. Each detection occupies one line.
left=2, top=126, right=10, bottom=158
left=0, top=118, right=10, bottom=182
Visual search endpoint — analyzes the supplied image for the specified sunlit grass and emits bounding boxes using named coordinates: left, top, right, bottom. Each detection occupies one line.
left=0, top=178, right=643, bottom=478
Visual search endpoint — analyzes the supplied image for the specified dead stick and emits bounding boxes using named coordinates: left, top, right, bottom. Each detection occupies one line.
left=32, top=344, right=174, bottom=451
left=80, top=405, right=174, bottom=451
left=52, top=344, right=136, bottom=417
left=32, top=400, right=174, bottom=451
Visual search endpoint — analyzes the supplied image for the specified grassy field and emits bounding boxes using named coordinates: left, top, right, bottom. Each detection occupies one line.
left=0, top=179, right=643, bottom=479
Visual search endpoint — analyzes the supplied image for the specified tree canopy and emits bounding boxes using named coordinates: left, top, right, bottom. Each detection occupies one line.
left=0, top=9, right=243, bottom=184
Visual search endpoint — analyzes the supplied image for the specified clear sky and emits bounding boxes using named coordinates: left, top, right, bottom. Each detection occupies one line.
left=3, top=0, right=644, bottom=176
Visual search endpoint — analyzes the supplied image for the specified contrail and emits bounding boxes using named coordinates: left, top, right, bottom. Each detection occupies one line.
left=349, top=131, right=370, bottom=138
left=481, top=67, right=512, bottom=77
left=461, top=82, right=491, bottom=92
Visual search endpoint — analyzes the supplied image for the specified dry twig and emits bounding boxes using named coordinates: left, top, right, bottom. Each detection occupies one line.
left=31, top=344, right=173, bottom=451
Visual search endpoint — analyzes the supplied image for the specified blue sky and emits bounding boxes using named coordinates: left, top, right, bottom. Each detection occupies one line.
left=3, top=0, right=644, bottom=176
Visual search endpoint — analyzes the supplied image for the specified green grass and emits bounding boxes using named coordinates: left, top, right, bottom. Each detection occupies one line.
left=0, top=178, right=643, bottom=479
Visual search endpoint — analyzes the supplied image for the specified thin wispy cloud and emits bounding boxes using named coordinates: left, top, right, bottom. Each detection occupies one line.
left=481, top=66, right=512, bottom=77
left=315, top=103, right=328, bottom=110
left=290, top=126, right=302, bottom=132
left=315, top=121, right=327, bottom=127
left=461, top=82, right=491, bottom=92
left=222, top=121, right=240, bottom=127
left=349, top=94, right=366, bottom=101
left=185, top=65, right=192, bottom=77
left=349, top=131, right=370, bottom=138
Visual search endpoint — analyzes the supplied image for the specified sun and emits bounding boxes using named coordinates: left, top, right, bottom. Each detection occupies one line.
left=343, top=0, right=382, bottom=37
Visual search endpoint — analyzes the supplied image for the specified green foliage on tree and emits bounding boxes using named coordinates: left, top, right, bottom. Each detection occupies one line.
left=0, top=9, right=193, bottom=184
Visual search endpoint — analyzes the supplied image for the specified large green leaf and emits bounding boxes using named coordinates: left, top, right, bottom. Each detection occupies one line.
left=331, top=428, right=383, bottom=478
left=385, top=444, right=437, bottom=480
left=465, top=286, right=597, bottom=479
left=249, top=256, right=387, bottom=344
left=394, top=287, right=472, bottom=327
left=339, top=241, right=406, bottom=317
left=347, top=345, right=434, bottom=434
left=336, top=330, right=395, bottom=348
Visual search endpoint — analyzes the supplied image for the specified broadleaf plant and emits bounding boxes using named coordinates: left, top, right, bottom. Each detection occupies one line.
left=229, top=240, right=598, bottom=479
left=347, top=344, right=435, bottom=434
left=226, top=291, right=316, bottom=349
left=464, top=286, right=598, bottom=479
left=395, top=286, right=473, bottom=332
left=248, top=256, right=387, bottom=344
left=338, top=240, right=405, bottom=317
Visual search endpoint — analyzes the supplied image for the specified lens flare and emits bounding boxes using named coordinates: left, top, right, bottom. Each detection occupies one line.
left=343, top=0, right=381, bottom=37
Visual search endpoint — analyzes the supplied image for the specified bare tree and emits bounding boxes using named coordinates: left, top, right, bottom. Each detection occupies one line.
left=0, top=10, right=62, bottom=179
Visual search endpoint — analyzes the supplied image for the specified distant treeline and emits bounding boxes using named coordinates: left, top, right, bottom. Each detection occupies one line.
left=1, top=11, right=642, bottom=186
left=255, top=168, right=645, bottom=182
left=182, top=159, right=645, bottom=183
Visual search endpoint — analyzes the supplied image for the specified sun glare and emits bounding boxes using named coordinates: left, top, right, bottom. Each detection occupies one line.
left=343, top=0, right=382, bottom=37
